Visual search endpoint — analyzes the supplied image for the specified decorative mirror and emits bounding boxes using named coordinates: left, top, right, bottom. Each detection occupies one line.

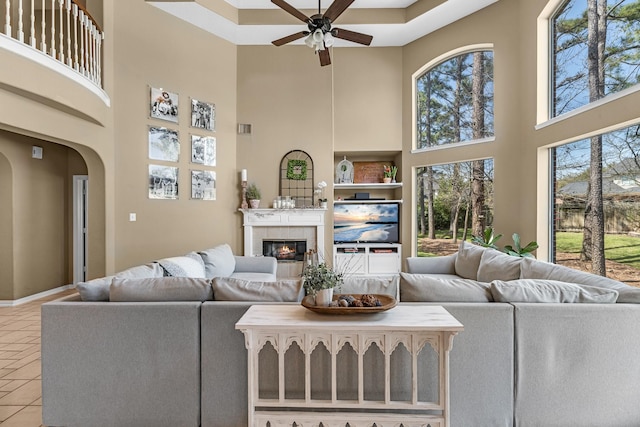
left=279, top=150, right=314, bottom=207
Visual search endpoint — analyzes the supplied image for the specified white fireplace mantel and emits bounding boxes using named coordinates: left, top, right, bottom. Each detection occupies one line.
left=239, top=208, right=326, bottom=258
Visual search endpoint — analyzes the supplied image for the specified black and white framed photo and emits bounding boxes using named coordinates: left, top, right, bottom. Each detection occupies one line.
left=150, top=86, right=179, bottom=123
left=190, top=98, right=215, bottom=131
left=148, top=126, right=180, bottom=162
left=191, top=135, right=216, bottom=166
left=149, top=164, right=179, bottom=200
left=191, top=170, right=216, bottom=200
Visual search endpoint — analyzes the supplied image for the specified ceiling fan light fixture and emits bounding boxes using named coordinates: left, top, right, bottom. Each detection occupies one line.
left=312, top=29, right=324, bottom=43
left=324, top=32, right=335, bottom=47
left=305, top=34, right=315, bottom=48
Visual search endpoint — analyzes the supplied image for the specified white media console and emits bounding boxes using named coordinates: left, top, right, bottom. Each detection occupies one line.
left=333, top=243, right=402, bottom=276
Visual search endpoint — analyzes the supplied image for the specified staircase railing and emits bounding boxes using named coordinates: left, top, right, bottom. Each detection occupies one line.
left=2, top=0, right=103, bottom=87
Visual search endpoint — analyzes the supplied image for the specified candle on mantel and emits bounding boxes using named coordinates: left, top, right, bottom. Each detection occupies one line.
left=241, top=169, right=247, bottom=182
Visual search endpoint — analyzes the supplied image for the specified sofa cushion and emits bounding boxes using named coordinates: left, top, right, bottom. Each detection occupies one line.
left=230, top=272, right=278, bottom=282
left=110, top=277, right=213, bottom=302
left=157, top=254, right=206, bottom=278
left=399, top=273, right=492, bottom=302
left=406, top=254, right=456, bottom=274
left=477, top=248, right=522, bottom=282
left=76, top=263, right=164, bottom=301
left=340, top=276, right=399, bottom=298
left=454, top=242, right=485, bottom=280
left=490, top=279, right=619, bottom=303
left=199, top=244, right=236, bottom=278
left=519, top=257, right=629, bottom=291
left=212, top=277, right=303, bottom=302
left=617, top=287, right=640, bottom=303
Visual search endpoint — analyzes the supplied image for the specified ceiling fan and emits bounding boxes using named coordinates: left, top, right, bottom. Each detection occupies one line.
left=271, top=0, right=373, bottom=66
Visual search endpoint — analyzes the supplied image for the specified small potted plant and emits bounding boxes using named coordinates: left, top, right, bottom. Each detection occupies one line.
left=383, top=165, right=397, bottom=183
left=302, top=263, right=343, bottom=306
left=315, top=181, right=328, bottom=208
left=246, top=183, right=261, bottom=209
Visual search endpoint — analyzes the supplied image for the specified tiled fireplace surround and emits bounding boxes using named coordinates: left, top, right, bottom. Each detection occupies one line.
left=240, top=209, right=326, bottom=278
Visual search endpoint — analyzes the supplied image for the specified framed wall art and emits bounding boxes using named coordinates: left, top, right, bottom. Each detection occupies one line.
left=148, top=126, right=180, bottom=162
left=191, top=170, right=216, bottom=200
left=191, top=135, right=216, bottom=166
left=190, top=98, right=215, bottom=131
left=149, top=164, right=179, bottom=200
left=149, top=86, right=179, bottom=123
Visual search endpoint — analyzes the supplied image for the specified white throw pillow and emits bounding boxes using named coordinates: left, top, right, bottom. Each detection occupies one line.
left=454, top=242, right=486, bottom=280
left=199, top=244, right=236, bottom=278
left=157, top=255, right=206, bottom=278
left=490, top=279, right=619, bottom=303
left=520, top=257, right=629, bottom=291
left=399, top=273, right=492, bottom=302
left=477, top=248, right=522, bottom=282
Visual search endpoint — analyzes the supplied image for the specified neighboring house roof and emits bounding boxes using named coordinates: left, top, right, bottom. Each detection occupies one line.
left=558, top=179, right=640, bottom=197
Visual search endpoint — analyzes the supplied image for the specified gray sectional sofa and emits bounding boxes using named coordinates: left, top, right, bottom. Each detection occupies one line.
left=41, top=242, right=640, bottom=426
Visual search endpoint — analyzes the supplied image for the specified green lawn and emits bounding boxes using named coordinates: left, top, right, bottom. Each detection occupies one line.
left=555, top=232, right=640, bottom=270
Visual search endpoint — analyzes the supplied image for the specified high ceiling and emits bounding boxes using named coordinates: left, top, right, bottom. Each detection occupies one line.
left=147, top=0, right=498, bottom=47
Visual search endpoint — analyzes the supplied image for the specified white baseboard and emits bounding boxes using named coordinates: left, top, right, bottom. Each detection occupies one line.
left=0, top=284, right=76, bottom=307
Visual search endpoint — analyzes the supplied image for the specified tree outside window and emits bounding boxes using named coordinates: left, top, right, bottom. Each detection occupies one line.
left=552, top=0, right=640, bottom=277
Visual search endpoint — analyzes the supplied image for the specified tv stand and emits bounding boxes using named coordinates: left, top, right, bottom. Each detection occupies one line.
left=333, top=243, right=401, bottom=276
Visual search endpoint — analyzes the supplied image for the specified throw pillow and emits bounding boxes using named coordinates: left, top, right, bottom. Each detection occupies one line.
left=454, top=242, right=485, bottom=280
left=399, top=273, right=493, bottom=302
left=76, top=263, right=164, bottom=301
left=477, top=248, right=522, bottom=282
left=489, top=279, right=619, bottom=303
left=157, top=255, right=206, bottom=278
left=199, top=244, right=236, bottom=278
left=212, top=277, right=304, bottom=302
left=110, top=277, right=213, bottom=302
left=520, top=257, right=629, bottom=291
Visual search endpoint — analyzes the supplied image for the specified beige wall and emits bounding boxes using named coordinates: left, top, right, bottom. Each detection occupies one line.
left=0, top=153, right=13, bottom=299
left=111, top=1, right=238, bottom=270
left=237, top=45, right=403, bottom=259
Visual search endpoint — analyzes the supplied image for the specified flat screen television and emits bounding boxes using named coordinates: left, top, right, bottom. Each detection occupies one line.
left=333, top=203, right=400, bottom=244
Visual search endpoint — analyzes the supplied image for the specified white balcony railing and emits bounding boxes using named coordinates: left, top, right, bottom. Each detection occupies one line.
left=2, top=0, right=103, bottom=87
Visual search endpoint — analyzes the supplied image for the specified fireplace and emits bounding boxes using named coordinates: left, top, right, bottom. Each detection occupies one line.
left=263, top=240, right=307, bottom=262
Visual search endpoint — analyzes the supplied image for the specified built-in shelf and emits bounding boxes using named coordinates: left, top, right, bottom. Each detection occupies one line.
left=333, top=182, right=403, bottom=190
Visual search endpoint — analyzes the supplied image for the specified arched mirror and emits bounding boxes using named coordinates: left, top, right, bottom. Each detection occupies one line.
left=279, top=150, right=314, bottom=207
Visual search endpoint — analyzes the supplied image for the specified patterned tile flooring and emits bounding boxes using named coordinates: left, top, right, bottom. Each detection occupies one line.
left=0, top=289, right=76, bottom=427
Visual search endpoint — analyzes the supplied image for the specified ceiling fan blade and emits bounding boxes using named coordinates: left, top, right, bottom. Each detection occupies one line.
left=271, top=0, right=312, bottom=24
left=272, top=31, right=309, bottom=46
left=323, top=0, right=355, bottom=22
left=332, top=28, right=373, bottom=46
left=319, top=48, right=331, bottom=67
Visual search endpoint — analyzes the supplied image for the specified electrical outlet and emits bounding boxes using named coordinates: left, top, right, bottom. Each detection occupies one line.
left=129, top=213, right=136, bottom=222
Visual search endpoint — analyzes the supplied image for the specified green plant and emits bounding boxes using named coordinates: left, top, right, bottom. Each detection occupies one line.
left=503, top=233, right=539, bottom=258
left=245, top=183, right=261, bottom=200
left=471, top=227, right=503, bottom=249
left=302, top=263, right=343, bottom=295
left=383, top=165, right=398, bottom=179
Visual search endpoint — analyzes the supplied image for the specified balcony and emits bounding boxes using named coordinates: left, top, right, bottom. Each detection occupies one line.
left=0, top=0, right=109, bottom=125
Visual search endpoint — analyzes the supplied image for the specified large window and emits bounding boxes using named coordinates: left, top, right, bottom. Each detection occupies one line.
left=415, top=51, right=494, bottom=149
left=552, top=123, right=640, bottom=285
left=552, top=0, right=640, bottom=117
left=416, top=159, right=494, bottom=257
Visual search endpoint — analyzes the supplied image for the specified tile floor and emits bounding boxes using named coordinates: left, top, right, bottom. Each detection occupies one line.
left=0, top=289, right=76, bottom=427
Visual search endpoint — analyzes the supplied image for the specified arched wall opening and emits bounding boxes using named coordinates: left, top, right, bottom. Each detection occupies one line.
left=0, top=129, right=105, bottom=301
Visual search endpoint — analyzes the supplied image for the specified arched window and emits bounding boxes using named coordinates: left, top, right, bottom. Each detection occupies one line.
left=551, top=0, right=640, bottom=117
left=415, top=51, right=494, bottom=150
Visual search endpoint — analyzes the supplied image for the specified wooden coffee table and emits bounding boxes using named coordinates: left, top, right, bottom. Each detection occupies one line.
left=236, top=304, right=463, bottom=427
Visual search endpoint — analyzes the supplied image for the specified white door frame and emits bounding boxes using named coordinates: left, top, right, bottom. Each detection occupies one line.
left=73, top=175, right=88, bottom=284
